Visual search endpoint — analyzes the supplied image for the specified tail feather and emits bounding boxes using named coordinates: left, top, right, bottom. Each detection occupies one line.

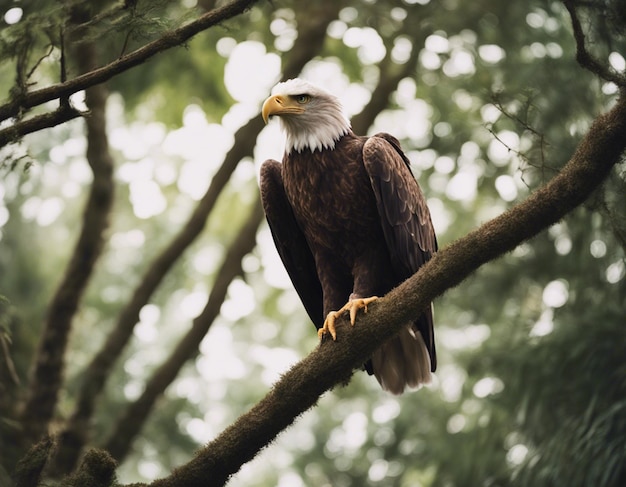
left=371, top=325, right=432, bottom=395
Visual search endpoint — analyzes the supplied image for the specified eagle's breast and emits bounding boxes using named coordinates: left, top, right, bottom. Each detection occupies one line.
left=282, top=134, right=381, bottom=259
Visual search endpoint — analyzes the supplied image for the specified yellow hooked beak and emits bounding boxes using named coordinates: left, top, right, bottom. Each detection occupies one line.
left=262, top=94, right=305, bottom=124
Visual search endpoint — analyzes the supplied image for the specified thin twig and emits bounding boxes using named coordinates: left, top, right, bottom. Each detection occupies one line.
left=26, top=45, right=55, bottom=82
left=486, top=94, right=556, bottom=186
left=68, top=0, right=128, bottom=35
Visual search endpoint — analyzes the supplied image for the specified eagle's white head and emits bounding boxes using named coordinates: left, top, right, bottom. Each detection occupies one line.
left=262, top=78, right=351, bottom=154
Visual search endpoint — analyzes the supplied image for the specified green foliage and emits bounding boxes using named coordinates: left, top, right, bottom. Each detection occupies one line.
left=512, top=312, right=626, bottom=486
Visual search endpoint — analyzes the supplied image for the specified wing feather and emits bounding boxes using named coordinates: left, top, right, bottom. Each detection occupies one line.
left=259, top=160, right=324, bottom=329
left=363, top=134, right=438, bottom=370
left=364, top=134, right=437, bottom=273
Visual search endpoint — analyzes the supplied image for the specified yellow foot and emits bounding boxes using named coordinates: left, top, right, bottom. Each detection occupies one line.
left=318, top=296, right=379, bottom=340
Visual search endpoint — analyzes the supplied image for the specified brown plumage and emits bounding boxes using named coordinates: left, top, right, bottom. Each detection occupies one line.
left=259, top=79, right=437, bottom=394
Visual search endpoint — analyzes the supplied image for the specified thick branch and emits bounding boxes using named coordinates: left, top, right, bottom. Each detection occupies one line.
left=0, top=0, right=260, bottom=123
left=55, top=4, right=341, bottom=472
left=149, top=93, right=626, bottom=487
left=19, top=44, right=115, bottom=448
left=103, top=201, right=264, bottom=462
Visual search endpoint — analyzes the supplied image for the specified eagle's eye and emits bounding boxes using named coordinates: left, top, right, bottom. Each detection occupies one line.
left=294, top=94, right=310, bottom=104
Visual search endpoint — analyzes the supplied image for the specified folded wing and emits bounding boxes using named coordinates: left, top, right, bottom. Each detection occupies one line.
left=363, top=134, right=438, bottom=371
left=259, top=159, right=324, bottom=330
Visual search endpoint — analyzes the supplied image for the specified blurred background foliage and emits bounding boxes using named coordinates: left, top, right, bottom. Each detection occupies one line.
left=0, top=0, right=625, bottom=485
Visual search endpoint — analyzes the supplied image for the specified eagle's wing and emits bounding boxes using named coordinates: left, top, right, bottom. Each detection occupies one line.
left=259, top=160, right=324, bottom=329
left=363, top=133, right=438, bottom=370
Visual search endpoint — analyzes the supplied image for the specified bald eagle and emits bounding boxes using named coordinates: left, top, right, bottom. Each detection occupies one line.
left=259, top=79, right=437, bottom=394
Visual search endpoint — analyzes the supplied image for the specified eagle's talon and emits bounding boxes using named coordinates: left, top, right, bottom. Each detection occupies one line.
left=348, top=296, right=378, bottom=324
left=319, top=311, right=339, bottom=340
left=319, top=296, right=379, bottom=340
